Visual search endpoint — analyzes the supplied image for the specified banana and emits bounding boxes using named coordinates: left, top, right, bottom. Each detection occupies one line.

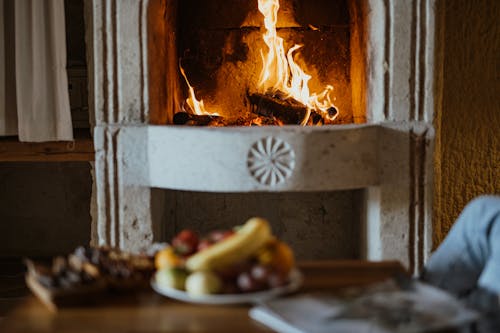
left=186, top=217, right=272, bottom=272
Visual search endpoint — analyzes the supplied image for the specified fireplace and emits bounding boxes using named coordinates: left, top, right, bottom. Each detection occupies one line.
left=148, top=0, right=360, bottom=126
left=85, top=0, right=437, bottom=274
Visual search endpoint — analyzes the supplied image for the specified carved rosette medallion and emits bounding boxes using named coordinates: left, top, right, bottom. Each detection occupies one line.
left=247, top=137, right=295, bottom=186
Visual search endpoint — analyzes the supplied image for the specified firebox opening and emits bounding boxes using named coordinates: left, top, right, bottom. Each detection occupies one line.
left=148, top=0, right=367, bottom=126
left=159, top=189, right=364, bottom=260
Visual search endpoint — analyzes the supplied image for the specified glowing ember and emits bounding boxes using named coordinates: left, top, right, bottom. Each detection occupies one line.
left=258, top=0, right=338, bottom=124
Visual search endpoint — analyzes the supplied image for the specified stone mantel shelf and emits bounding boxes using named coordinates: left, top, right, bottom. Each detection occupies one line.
left=95, top=122, right=429, bottom=193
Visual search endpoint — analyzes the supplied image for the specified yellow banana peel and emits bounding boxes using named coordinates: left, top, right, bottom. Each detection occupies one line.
left=186, top=217, right=272, bottom=272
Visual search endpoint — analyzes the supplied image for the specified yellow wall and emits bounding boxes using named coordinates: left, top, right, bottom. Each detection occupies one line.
left=433, top=0, right=500, bottom=246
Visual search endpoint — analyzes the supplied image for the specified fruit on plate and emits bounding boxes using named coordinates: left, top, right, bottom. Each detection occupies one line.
left=237, top=270, right=266, bottom=292
left=197, top=230, right=235, bottom=251
left=155, top=247, right=183, bottom=270
left=172, top=230, right=199, bottom=256
left=154, top=217, right=297, bottom=296
left=155, top=267, right=188, bottom=290
left=185, top=271, right=222, bottom=296
left=186, top=217, right=272, bottom=272
left=256, top=238, right=295, bottom=275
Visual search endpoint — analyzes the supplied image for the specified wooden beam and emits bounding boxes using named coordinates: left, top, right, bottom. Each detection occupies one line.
left=0, top=131, right=94, bottom=162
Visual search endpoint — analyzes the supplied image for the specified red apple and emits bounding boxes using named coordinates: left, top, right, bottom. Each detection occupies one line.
left=172, top=229, right=199, bottom=256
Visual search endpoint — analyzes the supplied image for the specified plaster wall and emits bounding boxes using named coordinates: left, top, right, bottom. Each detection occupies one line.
left=433, top=0, right=500, bottom=244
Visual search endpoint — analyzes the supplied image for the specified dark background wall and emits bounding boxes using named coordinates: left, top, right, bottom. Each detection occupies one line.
left=0, top=163, right=92, bottom=257
left=0, top=0, right=91, bottom=257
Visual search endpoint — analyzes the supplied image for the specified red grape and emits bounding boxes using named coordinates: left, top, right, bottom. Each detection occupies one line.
left=250, top=264, right=271, bottom=284
left=237, top=271, right=266, bottom=292
left=267, top=271, right=288, bottom=288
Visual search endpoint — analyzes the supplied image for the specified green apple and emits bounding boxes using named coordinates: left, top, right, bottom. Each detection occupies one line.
left=155, top=267, right=188, bottom=290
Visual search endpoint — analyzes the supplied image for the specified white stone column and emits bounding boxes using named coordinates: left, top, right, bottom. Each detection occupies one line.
left=362, top=0, right=437, bottom=274
left=85, top=0, right=159, bottom=252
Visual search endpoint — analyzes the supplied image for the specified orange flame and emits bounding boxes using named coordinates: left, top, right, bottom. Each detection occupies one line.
left=258, top=0, right=338, bottom=124
left=180, top=64, right=215, bottom=116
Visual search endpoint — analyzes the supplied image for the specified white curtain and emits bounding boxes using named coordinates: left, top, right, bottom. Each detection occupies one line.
left=0, top=0, right=73, bottom=142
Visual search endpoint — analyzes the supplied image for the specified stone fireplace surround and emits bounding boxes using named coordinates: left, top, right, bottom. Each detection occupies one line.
left=85, top=0, right=438, bottom=274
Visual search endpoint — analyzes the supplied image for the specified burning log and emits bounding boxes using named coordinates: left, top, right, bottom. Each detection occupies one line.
left=173, top=111, right=286, bottom=127
left=173, top=112, right=224, bottom=126
left=248, top=92, right=306, bottom=124
left=326, top=106, right=339, bottom=120
left=248, top=92, right=328, bottom=125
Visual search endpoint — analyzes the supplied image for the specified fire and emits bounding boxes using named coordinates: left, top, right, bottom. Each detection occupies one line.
left=257, top=0, right=338, bottom=124
left=180, top=64, right=214, bottom=116
left=178, top=0, right=338, bottom=125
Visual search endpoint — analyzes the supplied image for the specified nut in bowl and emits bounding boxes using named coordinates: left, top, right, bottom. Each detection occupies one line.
left=151, top=217, right=303, bottom=304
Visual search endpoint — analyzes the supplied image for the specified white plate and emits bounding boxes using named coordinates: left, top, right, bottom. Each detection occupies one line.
left=151, top=269, right=303, bottom=305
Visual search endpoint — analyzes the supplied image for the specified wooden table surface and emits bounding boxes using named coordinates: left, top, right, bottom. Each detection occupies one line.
left=0, top=260, right=405, bottom=333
